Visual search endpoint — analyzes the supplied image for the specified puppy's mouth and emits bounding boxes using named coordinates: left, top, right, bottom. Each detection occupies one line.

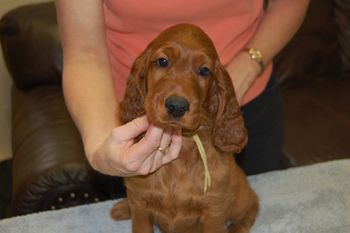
left=150, top=116, right=201, bottom=136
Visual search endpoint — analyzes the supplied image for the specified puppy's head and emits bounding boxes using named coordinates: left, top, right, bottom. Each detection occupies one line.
left=120, top=24, right=247, bottom=153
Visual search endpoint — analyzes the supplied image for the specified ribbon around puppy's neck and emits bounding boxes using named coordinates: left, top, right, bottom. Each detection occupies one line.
left=192, top=133, right=211, bottom=193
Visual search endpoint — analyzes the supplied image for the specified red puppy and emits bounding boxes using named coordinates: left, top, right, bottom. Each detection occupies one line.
left=111, top=24, right=259, bottom=233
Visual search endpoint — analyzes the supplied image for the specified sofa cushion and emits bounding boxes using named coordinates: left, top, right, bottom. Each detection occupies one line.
left=273, top=0, right=342, bottom=86
left=282, top=78, right=350, bottom=165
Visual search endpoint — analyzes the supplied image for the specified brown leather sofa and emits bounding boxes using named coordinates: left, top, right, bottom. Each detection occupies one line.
left=0, top=3, right=125, bottom=216
left=0, top=1, right=349, bottom=216
left=275, top=0, right=350, bottom=165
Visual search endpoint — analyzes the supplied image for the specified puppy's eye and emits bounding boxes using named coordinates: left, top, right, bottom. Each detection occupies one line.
left=198, top=67, right=210, bottom=77
left=155, top=58, right=169, bottom=68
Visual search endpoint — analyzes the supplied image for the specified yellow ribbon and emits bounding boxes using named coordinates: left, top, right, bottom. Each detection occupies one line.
left=192, top=133, right=211, bottom=193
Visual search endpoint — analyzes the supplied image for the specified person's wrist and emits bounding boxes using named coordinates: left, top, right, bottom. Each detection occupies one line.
left=84, top=138, right=115, bottom=175
left=82, top=130, right=110, bottom=167
left=83, top=141, right=101, bottom=170
left=245, top=48, right=265, bottom=72
left=237, top=51, right=262, bottom=78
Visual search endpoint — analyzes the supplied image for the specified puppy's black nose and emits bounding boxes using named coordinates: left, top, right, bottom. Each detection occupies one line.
left=165, top=96, right=190, bottom=118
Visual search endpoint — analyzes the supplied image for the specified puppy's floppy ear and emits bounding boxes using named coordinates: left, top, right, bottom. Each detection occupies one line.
left=208, top=63, right=248, bottom=153
left=119, top=51, right=149, bottom=124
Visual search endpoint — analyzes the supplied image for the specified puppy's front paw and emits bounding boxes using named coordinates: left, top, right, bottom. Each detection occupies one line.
left=110, top=198, right=131, bottom=220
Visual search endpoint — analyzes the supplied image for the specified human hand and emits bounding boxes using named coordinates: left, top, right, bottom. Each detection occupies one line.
left=89, top=116, right=182, bottom=176
left=226, top=51, right=262, bottom=105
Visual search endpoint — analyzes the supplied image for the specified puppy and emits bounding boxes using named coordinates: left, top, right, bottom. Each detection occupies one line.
left=111, top=24, right=258, bottom=233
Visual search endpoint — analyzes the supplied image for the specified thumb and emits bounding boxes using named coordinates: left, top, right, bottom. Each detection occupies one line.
left=113, top=116, right=149, bottom=142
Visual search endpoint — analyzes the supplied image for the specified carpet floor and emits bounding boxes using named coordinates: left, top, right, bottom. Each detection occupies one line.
left=1, top=159, right=349, bottom=233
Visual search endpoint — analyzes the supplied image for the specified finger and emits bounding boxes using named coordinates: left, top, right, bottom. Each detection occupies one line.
left=120, top=125, right=165, bottom=176
left=133, top=128, right=174, bottom=175
left=126, top=124, right=164, bottom=162
left=113, top=116, right=149, bottom=142
left=141, top=150, right=163, bottom=175
left=130, top=128, right=181, bottom=175
left=137, top=151, right=157, bottom=175
left=162, top=128, right=182, bottom=164
left=158, top=128, right=172, bottom=153
left=151, top=152, right=165, bottom=173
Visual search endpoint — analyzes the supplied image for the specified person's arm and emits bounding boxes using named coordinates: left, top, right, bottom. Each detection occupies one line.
left=55, top=0, right=117, bottom=161
left=227, top=0, right=310, bottom=104
left=55, top=0, right=182, bottom=176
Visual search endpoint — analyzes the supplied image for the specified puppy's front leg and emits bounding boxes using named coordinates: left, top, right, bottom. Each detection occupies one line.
left=131, top=209, right=153, bottom=233
left=202, top=215, right=228, bottom=233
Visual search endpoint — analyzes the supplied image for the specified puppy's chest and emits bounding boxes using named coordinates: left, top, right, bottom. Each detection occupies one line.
left=128, top=138, right=234, bottom=211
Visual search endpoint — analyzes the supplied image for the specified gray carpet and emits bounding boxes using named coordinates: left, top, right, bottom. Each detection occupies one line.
left=1, top=159, right=350, bottom=233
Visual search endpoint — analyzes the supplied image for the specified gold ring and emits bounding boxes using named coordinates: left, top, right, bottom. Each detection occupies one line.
left=157, top=147, right=168, bottom=154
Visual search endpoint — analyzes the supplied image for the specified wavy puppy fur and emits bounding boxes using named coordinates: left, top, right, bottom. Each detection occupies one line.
left=111, top=24, right=258, bottom=233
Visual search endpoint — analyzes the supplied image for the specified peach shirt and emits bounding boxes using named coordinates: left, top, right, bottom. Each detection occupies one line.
left=103, top=0, right=272, bottom=104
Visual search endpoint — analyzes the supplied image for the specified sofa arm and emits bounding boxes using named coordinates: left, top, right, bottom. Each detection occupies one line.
left=0, top=2, right=62, bottom=89
left=11, top=85, right=125, bottom=216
